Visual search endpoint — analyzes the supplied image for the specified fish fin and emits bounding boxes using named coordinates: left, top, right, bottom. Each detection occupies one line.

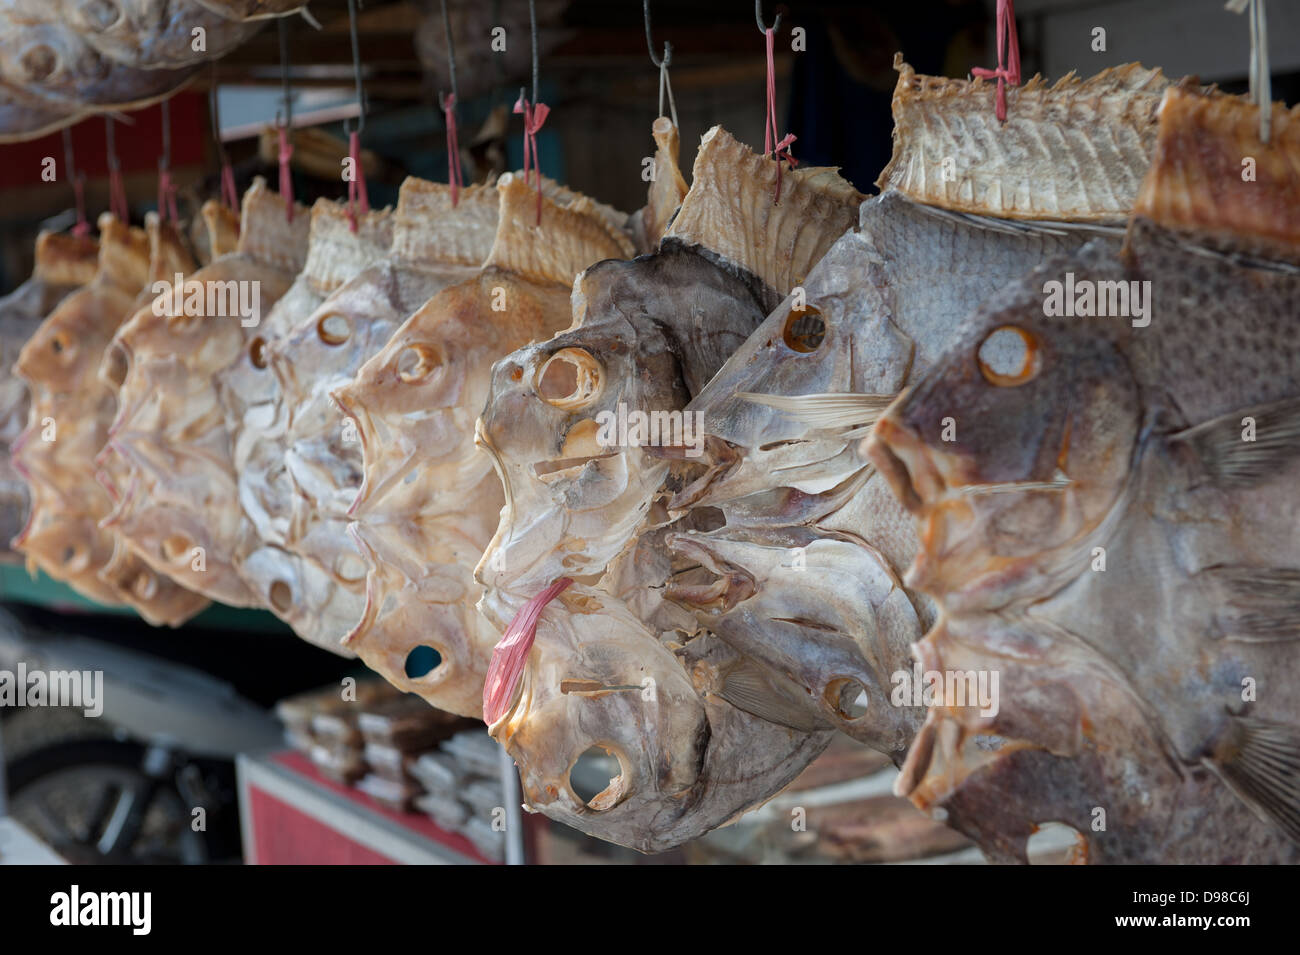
left=1202, top=565, right=1300, bottom=642
left=739, top=392, right=895, bottom=432
left=1208, top=717, right=1300, bottom=844
left=716, top=659, right=826, bottom=732
left=1170, top=395, right=1300, bottom=487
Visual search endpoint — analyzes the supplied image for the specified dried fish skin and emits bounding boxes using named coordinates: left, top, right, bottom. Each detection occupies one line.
left=877, top=55, right=1173, bottom=221
left=895, top=612, right=1300, bottom=864
left=475, top=245, right=770, bottom=597
left=665, top=526, right=924, bottom=755
left=482, top=583, right=834, bottom=852
left=0, top=231, right=98, bottom=555
left=102, top=178, right=309, bottom=611
left=0, top=82, right=82, bottom=142
left=52, top=0, right=261, bottom=70
left=871, top=89, right=1300, bottom=856
left=0, top=8, right=197, bottom=110
left=337, top=174, right=630, bottom=713
left=11, top=215, right=206, bottom=625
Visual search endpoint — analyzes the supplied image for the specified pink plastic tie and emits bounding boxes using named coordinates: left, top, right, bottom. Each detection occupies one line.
left=108, top=162, right=128, bottom=223
left=345, top=130, right=371, bottom=233
left=513, top=93, right=551, bottom=225
left=482, top=577, right=573, bottom=725
left=71, top=174, right=90, bottom=237
left=221, top=162, right=239, bottom=215
left=763, top=27, right=797, bottom=204
left=971, top=0, right=1021, bottom=123
left=441, top=93, right=463, bottom=206
left=278, top=124, right=295, bottom=222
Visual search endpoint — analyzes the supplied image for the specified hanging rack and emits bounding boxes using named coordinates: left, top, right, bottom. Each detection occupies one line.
left=643, top=0, right=678, bottom=128
left=439, top=0, right=464, bottom=204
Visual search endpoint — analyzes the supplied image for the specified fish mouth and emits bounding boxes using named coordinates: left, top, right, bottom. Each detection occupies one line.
left=662, top=534, right=755, bottom=613
left=867, top=414, right=973, bottom=595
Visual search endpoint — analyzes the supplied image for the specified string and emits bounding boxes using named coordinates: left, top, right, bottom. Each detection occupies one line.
left=971, top=0, right=1021, bottom=123
left=157, top=100, right=179, bottom=224
left=513, top=93, right=549, bottom=225
left=106, top=118, right=128, bottom=223
left=763, top=27, right=797, bottom=204
left=442, top=94, right=463, bottom=204
left=644, top=0, right=678, bottom=128
left=278, top=17, right=295, bottom=222
left=440, top=0, right=462, bottom=203
left=344, top=0, right=371, bottom=231
left=210, top=67, right=239, bottom=214
left=347, top=130, right=371, bottom=229
left=62, top=128, right=90, bottom=237
left=513, top=0, right=547, bottom=225
left=1227, top=0, right=1272, bottom=143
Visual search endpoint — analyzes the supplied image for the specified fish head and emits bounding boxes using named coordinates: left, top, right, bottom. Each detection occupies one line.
left=486, top=586, right=830, bottom=851
left=666, top=527, right=925, bottom=754
left=474, top=261, right=683, bottom=592
left=670, top=229, right=908, bottom=513
left=868, top=261, right=1142, bottom=610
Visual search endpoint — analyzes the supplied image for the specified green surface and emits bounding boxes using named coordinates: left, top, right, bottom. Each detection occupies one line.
left=0, top=561, right=293, bottom=633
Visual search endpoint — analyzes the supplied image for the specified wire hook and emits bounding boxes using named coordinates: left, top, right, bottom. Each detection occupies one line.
left=439, top=0, right=458, bottom=105
left=755, top=0, right=782, bottom=36
left=343, top=0, right=366, bottom=136
left=529, top=0, right=539, bottom=107
left=644, top=0, right=670, bottom=69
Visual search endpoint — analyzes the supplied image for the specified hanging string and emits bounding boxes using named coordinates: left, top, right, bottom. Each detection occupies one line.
left=439, top=0, right=463, bottom=204
left=757, top=4, right=797, bottom=205
left=1227, top=0, right=1272, bottom=143
left=277, top=18, right=296, bottom=222
left=342, top=0, right=372, bottom=231
left=971, top=0, right=1021, bottom=123
left=209, top=67, right=239, bottom=214
left=61, top=129, right=91, bottom=237
left=644, top=0, right=678, bottom=128
left=512, top=0, right=547, bottom=224
left=105, top=118, right=129, bottom=224
left=157, top=100, right=179, bottom=224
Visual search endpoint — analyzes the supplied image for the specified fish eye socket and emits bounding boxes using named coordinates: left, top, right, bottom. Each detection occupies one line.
left=396, top=343, right=443, bottom=383
left=536, top=347, right=604, bottom=410
left=317, top=313, right=352, bottom=346
left=568, top=743, right=629, bottom=811
left=781, top=305, right=825, bottom=353
left=978, top=325, right=1039, bottom=387
left=50, top=331, right=74, bottom=358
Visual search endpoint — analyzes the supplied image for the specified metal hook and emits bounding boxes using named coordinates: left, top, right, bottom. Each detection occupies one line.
left=643, top=0, right=671, bottom=69
left=438, top=0, right=458, bottom=106
left=343, top=0, right=366, bottom=136
left=755, top=0, right=781, bottom=35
